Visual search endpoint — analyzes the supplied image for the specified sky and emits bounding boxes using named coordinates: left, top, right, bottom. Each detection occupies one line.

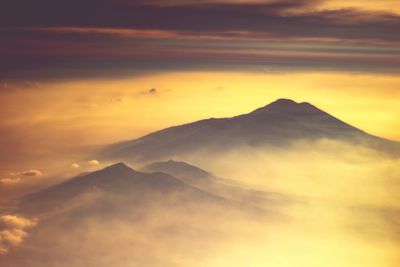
left=1, top=0, right=400, bottom=174
left=1, top=2, right=400, bottom=266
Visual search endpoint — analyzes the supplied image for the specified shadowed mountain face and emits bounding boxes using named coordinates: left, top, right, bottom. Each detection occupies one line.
left=141, top=160, right=213, bottom=184
left=141, top=160, right=293, bottom=209
left=99, top=99, right=396, bottom=163
left=17, top=162, right=233, bottom=217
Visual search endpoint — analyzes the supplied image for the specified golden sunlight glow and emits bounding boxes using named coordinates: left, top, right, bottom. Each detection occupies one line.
left=53, top=71, right=400, bottom=141
left=318, top=0, right=400, bottom=15
left=1, top=71, right=399, bottom=172
left=1, top=72, right=400, bottom=267
left=1, top=1, right=399, bottom=266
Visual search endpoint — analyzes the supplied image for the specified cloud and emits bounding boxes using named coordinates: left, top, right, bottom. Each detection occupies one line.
left=0, top=215, right=37, bottom=229
left=0, top=178, right=21, bottom=186
left=71, top=163, right=80, bottom=169
left=2, top=2, right=400, bottom=82
left=21, top=170, right=43, bottom=177
left=2, top=1, right=399, bottom=42
left=0, top=170, right=43, bottom=187
left=27, top=27, right=181, bottom=39
left=0, top=215, right=37, bottom=255
left=88, top=160, right=100, bottom=166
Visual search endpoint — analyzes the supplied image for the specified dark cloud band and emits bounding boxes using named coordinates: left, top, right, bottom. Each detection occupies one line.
left=1, top=0, right=399, bottom=80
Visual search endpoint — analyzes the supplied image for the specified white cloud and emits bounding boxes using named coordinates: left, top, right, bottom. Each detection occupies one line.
left=71, top=163, right=80, bottom=169
left=0, top=215, right=37, bottom=255
left=0, top=178, right=21, bottom=186
left=88, top=160, right=100, bottom=166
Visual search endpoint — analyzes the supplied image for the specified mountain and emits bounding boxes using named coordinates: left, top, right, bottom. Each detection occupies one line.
left=141, top=159, right=213, bottom=185
left=141, top=159, right=293, bottom=208
left=98, top=99, right=398, bottom=163
left=0, top=163, right=269, bottom=267
left=17, top=162, right=233, bottom=217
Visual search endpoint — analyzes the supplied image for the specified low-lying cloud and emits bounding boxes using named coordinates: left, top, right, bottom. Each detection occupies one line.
left=88, top=160, right=100, bottom=166
left=71, top=163, right=80, bottom=169
left=0, top=178, right=21, bottom=186
left=0, top=215, right=37, bottom=255
left=0, top=138, right=399, bottom=266
left=0, top=169, right=43, bottom=188
left=20, top=170, right=42, bottom=177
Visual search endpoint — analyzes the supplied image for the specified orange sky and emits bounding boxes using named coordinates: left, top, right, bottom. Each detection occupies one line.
left=1, top=71, right=399, bottom=174
left=319, top=0, right=400, bottom=14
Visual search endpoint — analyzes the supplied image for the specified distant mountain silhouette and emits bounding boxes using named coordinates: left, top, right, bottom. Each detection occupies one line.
left=1, top=163, right=270, bottom=267
left=141, top=159, right=294, bottom=208
left=18, top=163, right=233, bottom=217
left=141, top=160, right=213, bottom=185
left=99, top=99, right=398, bottom=162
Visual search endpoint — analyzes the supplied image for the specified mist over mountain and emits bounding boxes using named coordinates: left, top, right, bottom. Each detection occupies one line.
left=142, top=160, right=213, bottom=184
left=141, top=159, right=290, bottom=208
left=1, top=163, right=271, bottom=267
left=1, top=99, right=399, bottom=267
left=0, top=163, right=264, bottom=267
left=17, top=162, right=239, bottom=217
left=99, top=99, right=398, bottom=163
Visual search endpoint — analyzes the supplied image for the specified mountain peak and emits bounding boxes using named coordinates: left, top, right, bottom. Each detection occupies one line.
left=107, top=162, right=129, bottom=168
left=99, top=98, right=384, bottom=163
left=272, top=98, right=298, bottom=105
left=96, top=162, right=137, bottom=176
left=249, top=98, right=323, bottom=116
left=142, top=160, right=212, bottom=179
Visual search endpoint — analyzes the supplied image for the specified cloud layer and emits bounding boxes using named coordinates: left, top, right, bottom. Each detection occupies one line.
left=1, top=0, right=400, bottom=80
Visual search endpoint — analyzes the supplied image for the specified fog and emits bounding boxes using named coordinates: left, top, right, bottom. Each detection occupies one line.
left=0, top=139, right=399, bottom=267
left=180, top=139, right=400, bottom=267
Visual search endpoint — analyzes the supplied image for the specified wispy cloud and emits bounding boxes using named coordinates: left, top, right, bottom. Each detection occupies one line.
left=20, top=170, right=42, bottom=177
left=0, top=178, right=21, bottom=186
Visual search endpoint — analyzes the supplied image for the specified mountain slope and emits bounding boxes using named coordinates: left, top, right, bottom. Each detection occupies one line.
left=99, top=99, right=398, bottom=162
left=17, top=162, right=232, bottom=217
left=0, top=163, right=270, bottom=267
left=141, top=159, right=294, bottom=208
left=141, top=159, right=213, bottom=185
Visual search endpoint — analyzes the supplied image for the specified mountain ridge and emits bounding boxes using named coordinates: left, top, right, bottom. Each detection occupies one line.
left=17, top=162, right=214, bottom=215
left=98, top=99, right=398, bottom=163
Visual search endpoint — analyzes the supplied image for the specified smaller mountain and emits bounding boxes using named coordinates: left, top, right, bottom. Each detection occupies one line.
left=0, top=163, right=272, bottom=267
left=18, top=163, right=230, bottom=217
left=0, top=164, right=274, bottom=267
left=141, top=160, right=213, bottom=184
left=141, top=160, right=292, bottom=208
